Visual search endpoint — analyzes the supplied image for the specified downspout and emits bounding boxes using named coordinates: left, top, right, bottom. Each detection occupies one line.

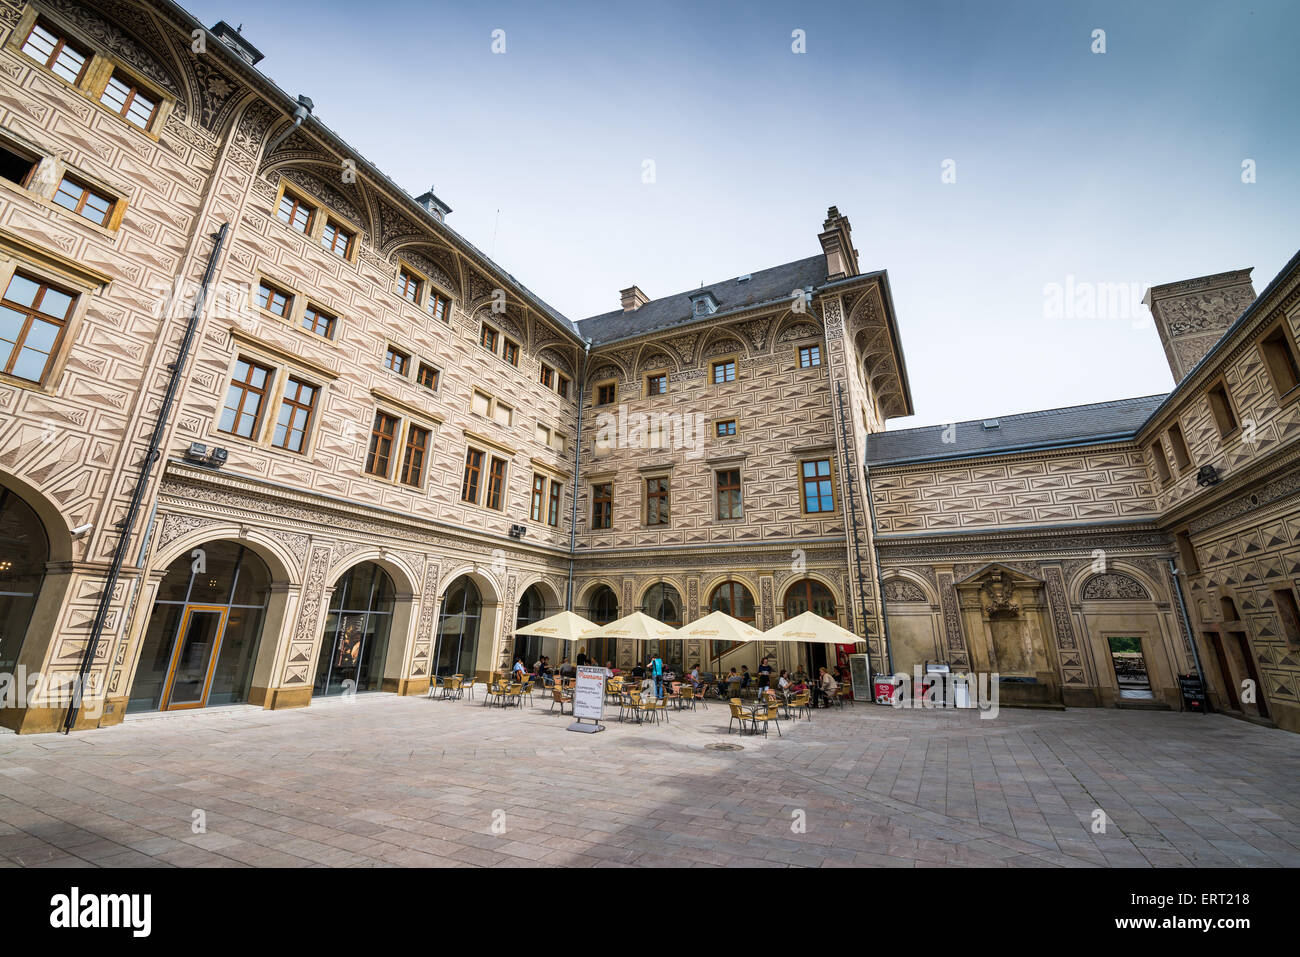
left=62, top=223, right=230, bottom=733
left=263, top=94, right=314, bottom=155
left=863, top=461, right=895, bottom=676
left=566, top=339, right=590, bottom=612
left=1168, top=558, right=1209, bottom=711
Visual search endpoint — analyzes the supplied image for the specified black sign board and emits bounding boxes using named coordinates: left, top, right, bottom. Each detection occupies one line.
left=1178, top=672, right=1207, bottom=713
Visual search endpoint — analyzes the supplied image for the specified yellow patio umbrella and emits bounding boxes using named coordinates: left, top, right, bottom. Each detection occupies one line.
left=512, top=610, right=598, bottom=641
left=674, top=610, right=764, bottom=644
left=584, top=610, right=679, bottom=642
left=762, top=610, right=863, bottom=646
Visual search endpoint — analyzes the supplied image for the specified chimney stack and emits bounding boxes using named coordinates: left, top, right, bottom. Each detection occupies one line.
left=620, top=285, right=650, bottom=312
left=1143, top=268, right=1256, bottom=383
left=818, top=206, right=859, bottom=281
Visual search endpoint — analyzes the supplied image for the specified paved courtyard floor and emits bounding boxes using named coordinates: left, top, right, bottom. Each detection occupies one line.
left=1, top=692, right=1297, bottom=868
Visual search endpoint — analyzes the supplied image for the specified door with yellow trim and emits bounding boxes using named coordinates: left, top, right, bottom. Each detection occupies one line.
left=160, top=605, right=229, bottom=710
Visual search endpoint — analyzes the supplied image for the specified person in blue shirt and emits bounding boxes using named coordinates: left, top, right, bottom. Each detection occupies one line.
left=650, top=655, right=664, bottom=698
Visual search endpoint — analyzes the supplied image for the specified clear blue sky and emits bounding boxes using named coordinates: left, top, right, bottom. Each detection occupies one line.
left=184, top=0, right=1299, bottom=428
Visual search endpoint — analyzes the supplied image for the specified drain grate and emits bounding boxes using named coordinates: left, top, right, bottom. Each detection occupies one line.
left=707, top=743, right=744, bottom=751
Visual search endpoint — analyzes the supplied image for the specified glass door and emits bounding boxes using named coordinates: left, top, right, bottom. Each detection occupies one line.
left=161, top=606, right=228, bottom=709
left=1107, top=636, right=1153, bottom=699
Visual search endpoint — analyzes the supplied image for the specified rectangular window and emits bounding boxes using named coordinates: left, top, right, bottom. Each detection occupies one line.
left=0, top=142, right=38, bottom=188
left=397, top=267, right=421, bottom=304
left=0, top=272, right=76, bottom=384
left=1175, top=532, right=1199, bottom=574
left=426, top=291, right=450, bottom=322
left=400, top=425, right=429, bottom=487
left=1150, top=441, right=1172, bottom=484
left=365, top=411, right=399, bottom=477
left=480, top=324, right=498, bottom=352
left=557, top=375, right=570, bottom=399
left=320, top=219, right=353, bottom=258
left=716, top=419, right=736, bottom=437
left=100, top=71, right=159, bottom=130
left=1273, top=588, right=1300, bottom=649
left=646, top=476, right=670, bottom=526
left=712, top=360, right=736, bottom=384
left=503, top=339, right=519, bottom=366
left=461, top=448, right=484, bottom=503
left=539, top=364, right=555, bottom=389
left=716, top=468, right=742, bottom=520
left=301, top=304, right=336, bottom=339
left=646, top=373, right=667, bottom=396
left=547, top=480, right=562, bottom=527
left=486, top=456, right=507, bottom=510
left=417, top=363, right=439, bottom=390
left=384, top=346, right=409, bottom=376
left=530, top=474, right=546, bottom=522
left=272, top=376, right=316, bottom=453
left=21, top=21, right=90, bottom=85
left=596, top=382, right=616, bottom=405
left=492, top=401, right=513, bottom=427
left=1261, top=325, right=1300, bottom=398
left=52, top=175, right=113, bottom=226
left=552, top=433, right=566, bottom=454
left=1207, top=382, right=1238, bottom=438
left=256, top=280, right=292, bottom=318
left=801, top=459, right=834, bottom=513
left=275, top=190, right=314, bottom=234
left=1167, top=423, right=1191, bottom=470
left=471, top=390, right=491, bottom=417
left=218, top=358, right=273, bottom=439
left=592, top=482, right=612, bottom=529
left=535, top=423, right=551, bottom=446
left=799, top=344, right=822, bottom=367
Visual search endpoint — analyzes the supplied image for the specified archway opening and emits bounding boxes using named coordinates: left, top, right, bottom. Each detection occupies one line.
left=0, top=487, right=48, bottom=674
left=583, top=585, right=619, bottom=666
left=512, top=583, right=548, bottom=668
left=131, top=541, right=271, bottom=712
left=315, top=562, right=395, bottom=696
left=783, top=578, right=837, bottom=674
left=709, top=580, right=755, bottom=662
left=434, top=576, right=482, bottom=678
left=642, top=583, right=683, bottom=673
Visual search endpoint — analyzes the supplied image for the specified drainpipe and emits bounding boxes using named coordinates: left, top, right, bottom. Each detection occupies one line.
left=566, top=340, right=590, bottom=612
left=863, top=461, right=895, bottom=676
left=62, top=224, right=230, bottom=733
left=1168, top=558, right=1209, bottom=711
left=263, top=95, right=314, bottom=156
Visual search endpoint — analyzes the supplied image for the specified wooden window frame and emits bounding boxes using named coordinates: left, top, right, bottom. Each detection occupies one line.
left=591, top=482, right=612, bottom=530
left=595, top=381, right=617, bottom=406
left=384, top=344, right=410, bottom=377
left=716, top=467, right=743, bottom=521
left=711, top=358, right=737, bottom=385
left=0, top=137, right=40, bottom=191
left=1259, top=321, right=1300, bottom=403
left=300, top=303, right=337, bottom=340
left=479, top=323, right=499, bottom=353
left=798, top=343, right=823, bottom=368
left=547, top=479, right=562, bottom=527
left=645, top=371, right=669, bottom=397
left=502, top=338, right=519, bottom=366
left=396, top=264, right=424, bottom=306
left=645, top=475, right=670, bottom=526
left=365, top=411, right=400, bottom=479
left=320, top=217, right=354, bottom=259
left=416, top=362, right=440, bottom=391
left=255, top=279, right=294, bottom=319
left=461, top=447, right=485, bottom=504
left=485, top=456, right=508, bottom=510
left=270, top=375, right=318, bottom=454
left=275, top=186, right=316, bottom=235
left=52, top=173, right=115, bottom=227
left=426, top=288, right=451, bottom=322
left=0, top=271, right=77, bottom=385
left=557, top=374, right=571, bottom=399
left=530, top=474, right=546, bottom=522
left=715, top=419, right=737, bottom=438
left=400, top=423, right=430, bottom=488
left=799, top=457, right=836, bottom=515
left=19, top=18, right=91, bottom=85
left=218, top=357, right=275, bottom=441
left=539, top=363, right=555, bottom=389
left=1167, top=421, right=1192, bottom=472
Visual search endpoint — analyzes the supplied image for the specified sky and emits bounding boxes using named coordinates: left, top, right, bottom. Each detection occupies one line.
left=183, top=0, right=1300, bottom=429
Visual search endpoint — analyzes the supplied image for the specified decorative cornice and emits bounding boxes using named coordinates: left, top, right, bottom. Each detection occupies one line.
left=370, top=388, right=444, bottom=426
left=229, top=326, right=340, bottom=381
left=463, top=429, right=516, bottom=456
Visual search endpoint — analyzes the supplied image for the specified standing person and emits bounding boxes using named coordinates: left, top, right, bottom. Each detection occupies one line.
left=650, top=654, right=664, bottom=698
left=758, top=656, right=772, bottom=691
left=777, top=669, right=791, bottom=698
left=576, top=649, right=588, bottom=667
left=631, top=661, right=646, bottom=680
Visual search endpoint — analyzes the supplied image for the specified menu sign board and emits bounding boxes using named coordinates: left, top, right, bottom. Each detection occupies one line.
left=573, top=666, right=606, bottom=722
left=848, top=654, right=871, bottom=702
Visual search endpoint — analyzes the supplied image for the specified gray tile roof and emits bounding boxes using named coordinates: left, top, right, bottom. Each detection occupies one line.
left=578, top=255, right=829, bottom=345
left=865, top=394, right=1169, bottom=466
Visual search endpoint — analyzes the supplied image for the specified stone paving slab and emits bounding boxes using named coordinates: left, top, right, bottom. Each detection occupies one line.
left=0, top=693, right=1297, bottom=867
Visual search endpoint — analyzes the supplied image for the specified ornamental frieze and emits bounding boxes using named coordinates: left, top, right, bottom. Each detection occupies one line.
left=1081, top=573, right=1151, bottom=600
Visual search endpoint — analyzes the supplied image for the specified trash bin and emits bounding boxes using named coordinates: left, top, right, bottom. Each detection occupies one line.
left=873, top=674, right=899, bottom=705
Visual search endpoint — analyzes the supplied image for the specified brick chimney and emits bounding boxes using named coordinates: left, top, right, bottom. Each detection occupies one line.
left=620, top=285, right=649, bottom=312
left=818, top=206, right=859, bottom=280
left=1143, top=268, right=1256, bottom=383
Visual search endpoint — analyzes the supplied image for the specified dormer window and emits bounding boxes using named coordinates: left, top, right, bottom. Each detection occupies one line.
left=690, top=292, right=718, bottom=317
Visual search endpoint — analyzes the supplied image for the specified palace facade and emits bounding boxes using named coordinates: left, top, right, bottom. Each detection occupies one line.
left=0, top=0, right=1296, bottom=733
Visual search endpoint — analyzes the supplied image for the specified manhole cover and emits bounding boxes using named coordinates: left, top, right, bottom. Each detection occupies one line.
left=707, top=743, right=744, bottom=751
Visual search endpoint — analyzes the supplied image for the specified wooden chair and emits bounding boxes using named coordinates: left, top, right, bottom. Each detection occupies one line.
left=549, top=684, right=573, bottom=715
left=750, top=702, right=781, bottom=737
left=727, top=698, right=752, bottom=735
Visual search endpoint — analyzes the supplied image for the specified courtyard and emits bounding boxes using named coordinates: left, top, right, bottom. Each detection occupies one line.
left=0, top=694, right=1296, bottom=869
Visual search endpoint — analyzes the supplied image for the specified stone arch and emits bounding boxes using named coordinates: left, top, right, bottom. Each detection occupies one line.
left=780, top=574, right=844, bottom=623
left=586, top=360, right=628, bottom=388
left=881, top=571, right=936, bottom=605
left=390, top=242, right=460, bottom=297
left=327, top=549, right=419, bottom=599
left=698, top=329, right=748, bottom=362
left=514, top=573, right=562, bottom=615
left=635, top=345, right=679, bottom=375
left=0, top=470, right=71, bottom=563
left=152, top=525, right=299, bottom=586
left=258, top=160, right=373, bottom=238
left=576, top=578, right=620, bottom=614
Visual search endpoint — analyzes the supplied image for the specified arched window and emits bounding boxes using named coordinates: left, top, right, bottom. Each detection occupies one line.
left=784, top=578, right=836, bottom=619
left=0, top=487, right=48, bottom=674
left=642, top=583, right=683, bottom=673
left=316, top=562, right=395, bottom=696
left=708, top=581, right=754, bottom=660
left=512, top=584, right=548, bottom=666
left=132, top=540, right=271, bottom=712
left=435, top=577, right=482, bottom=678
left=584, top=585, right=620, bottom=666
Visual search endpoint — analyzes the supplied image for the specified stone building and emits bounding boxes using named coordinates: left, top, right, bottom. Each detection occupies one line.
left=0, top=0, right=1295, bottom=734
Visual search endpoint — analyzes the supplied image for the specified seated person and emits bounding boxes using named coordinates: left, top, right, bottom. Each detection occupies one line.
left=740, top=665, right=751, bottom=690
left=631, top=662, right=646, bottom=679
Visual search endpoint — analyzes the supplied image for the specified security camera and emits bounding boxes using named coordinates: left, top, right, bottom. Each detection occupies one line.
left=71, top=524, right=93, bottom=538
